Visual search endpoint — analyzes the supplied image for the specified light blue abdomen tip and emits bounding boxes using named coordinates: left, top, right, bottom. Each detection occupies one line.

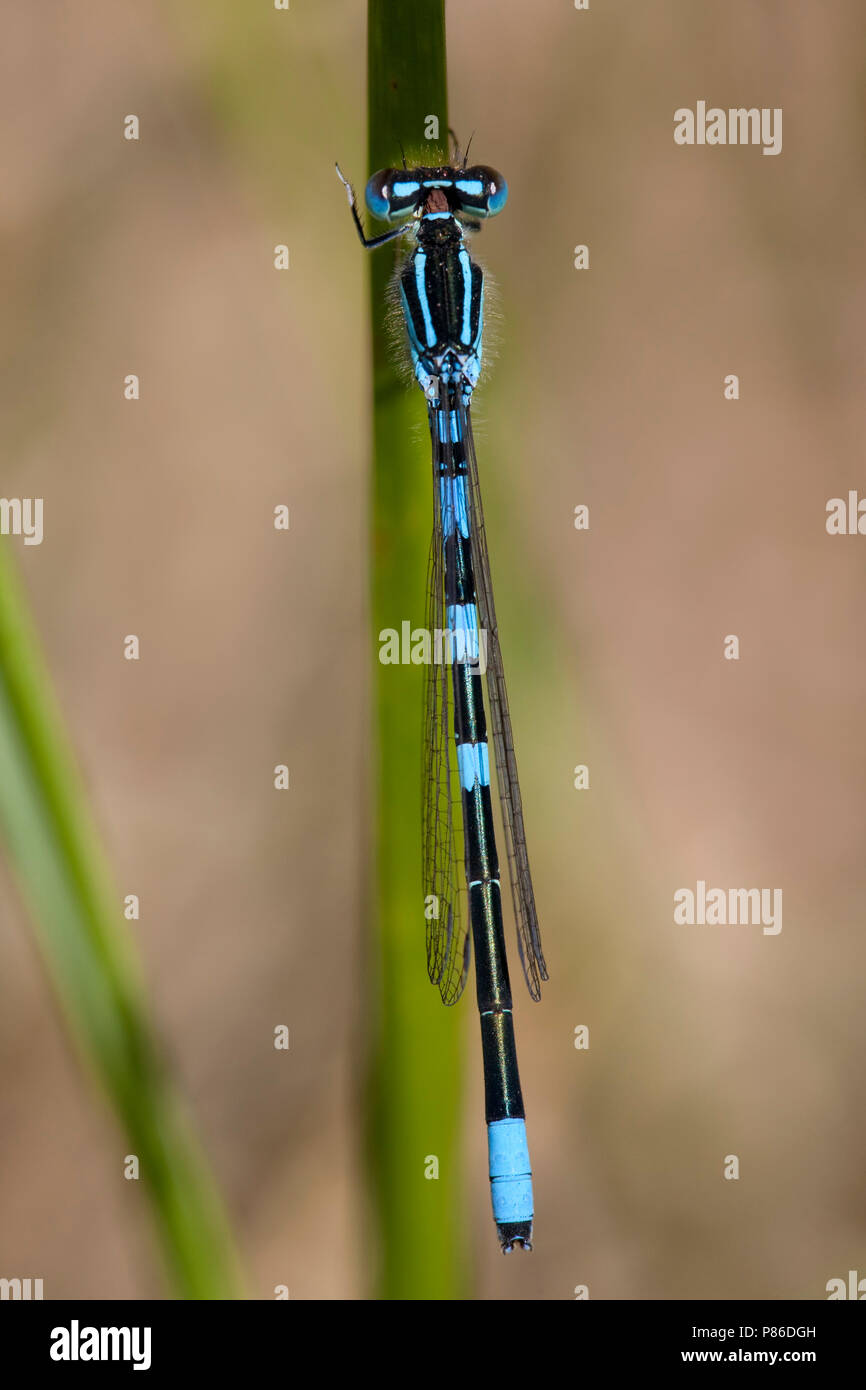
left=487, top=1117, right=534, bottom=1224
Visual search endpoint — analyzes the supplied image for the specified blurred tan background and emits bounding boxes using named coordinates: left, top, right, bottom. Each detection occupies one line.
left=1, top=0, right=865, bottom=1299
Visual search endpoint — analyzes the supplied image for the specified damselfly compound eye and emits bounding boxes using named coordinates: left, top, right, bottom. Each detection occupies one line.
left=365, top=169, right=420, bottom=222
left=454, top=166, right=508, bottom=218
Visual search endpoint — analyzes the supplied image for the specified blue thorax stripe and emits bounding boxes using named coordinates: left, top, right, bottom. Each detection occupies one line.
left=413, top=252, right=436, bottom=348
left=459, top=249, right=473, bottom=345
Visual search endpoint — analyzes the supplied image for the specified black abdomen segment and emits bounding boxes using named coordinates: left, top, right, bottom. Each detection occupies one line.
left=435, top=392, right=534, bottom=1250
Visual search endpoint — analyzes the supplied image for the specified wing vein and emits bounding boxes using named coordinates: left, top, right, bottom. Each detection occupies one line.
left=422, top=402, right=470, bottom=1004
left=461, top=404, right=548, bottom=1000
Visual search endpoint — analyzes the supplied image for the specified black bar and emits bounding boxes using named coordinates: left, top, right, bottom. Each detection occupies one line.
left=3, top=1299, right=859, bottom=1362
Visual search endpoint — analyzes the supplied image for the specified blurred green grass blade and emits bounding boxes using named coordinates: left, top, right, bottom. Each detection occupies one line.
left=366, top=2, right=467, bottom=1299
left=0, top=544, right=242, bottom=1299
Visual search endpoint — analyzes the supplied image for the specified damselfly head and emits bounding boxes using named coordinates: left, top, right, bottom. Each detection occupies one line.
left=365, top=166, right=508, bottom=223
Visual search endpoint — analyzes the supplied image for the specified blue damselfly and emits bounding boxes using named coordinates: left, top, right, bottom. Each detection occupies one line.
left=338, top=142, right=547, bottom=1253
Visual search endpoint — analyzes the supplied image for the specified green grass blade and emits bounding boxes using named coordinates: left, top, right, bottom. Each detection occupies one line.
left=0, top=544, right=242, bottom=1299
left=365, top=1, right=466, bottom=1299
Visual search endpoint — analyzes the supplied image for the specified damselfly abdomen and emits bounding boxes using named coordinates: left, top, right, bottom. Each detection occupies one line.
left=338, top=150, right=547, bottom=1252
